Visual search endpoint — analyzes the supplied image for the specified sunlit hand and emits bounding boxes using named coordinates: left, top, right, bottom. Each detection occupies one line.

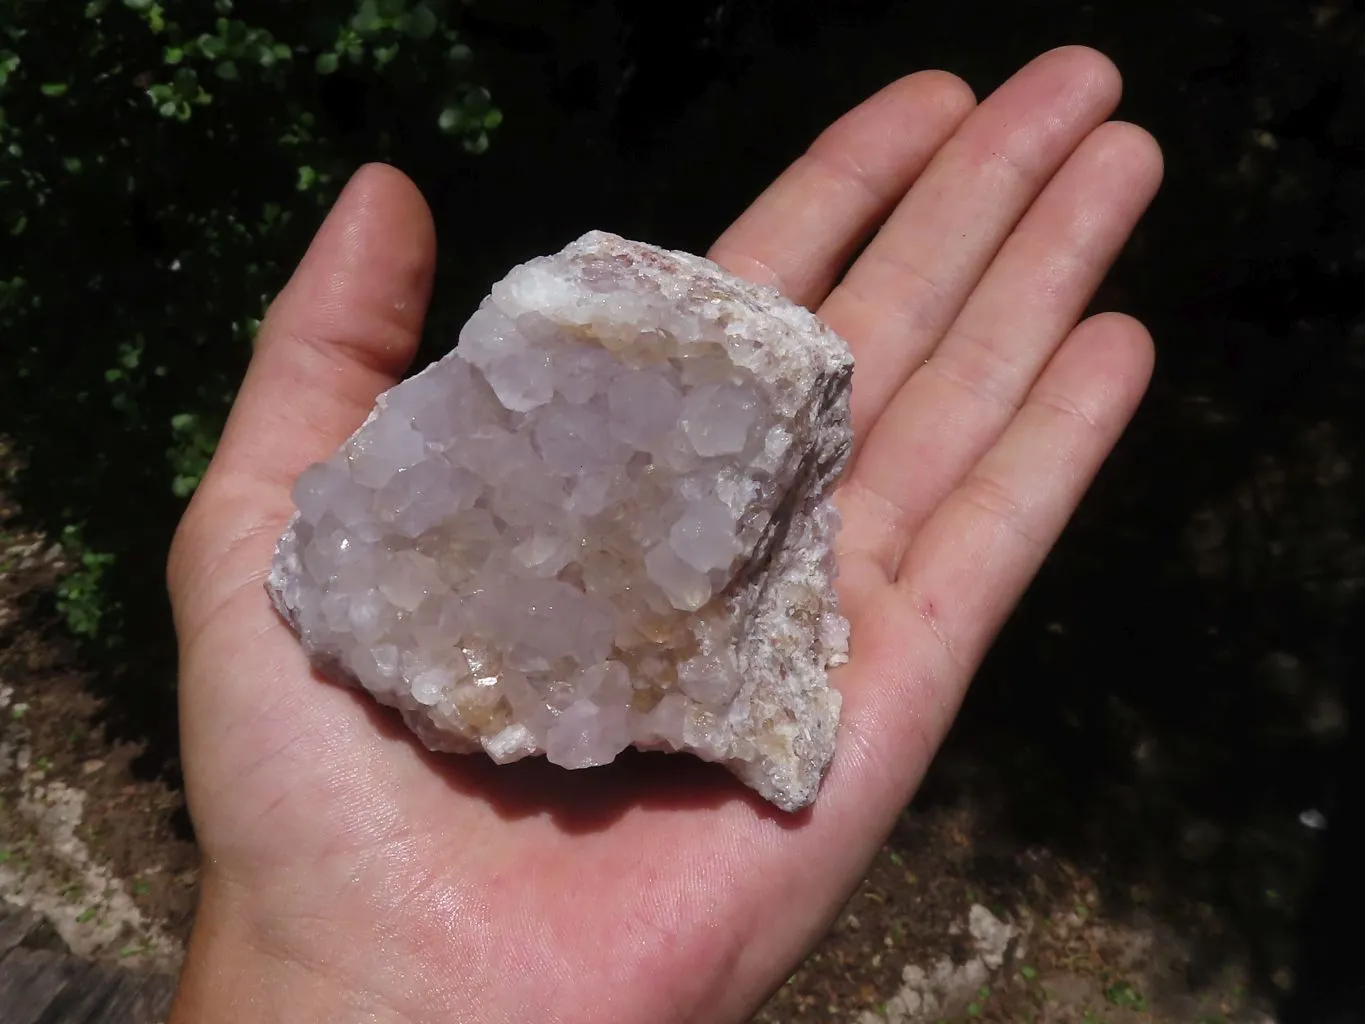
left=167, top=46, right=1161, bottom=1024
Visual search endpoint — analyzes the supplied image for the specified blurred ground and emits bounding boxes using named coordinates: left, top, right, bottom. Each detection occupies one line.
left=0, top=444, right=195, bottom=974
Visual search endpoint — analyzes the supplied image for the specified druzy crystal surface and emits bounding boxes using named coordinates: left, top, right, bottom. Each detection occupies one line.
left=268, top=231, right=854, bottom=810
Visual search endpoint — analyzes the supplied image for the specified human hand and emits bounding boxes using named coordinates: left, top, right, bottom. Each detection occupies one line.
left=166, top=45, right=1161, bottom=1024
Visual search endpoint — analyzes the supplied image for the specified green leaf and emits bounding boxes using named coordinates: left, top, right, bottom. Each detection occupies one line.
left=272, top=43, right=292, bottom=61
left=378, top=0, right=407, bottom=17
left=215, top=60, right=238, bottom=80
left=448, top=42, right=471, bottom=62
left=463, top=130, right=490, bottom=155
left=465, top=86, right=491, bottom=114
left=173, top=66, right=198, bottom=97
left=214, top=0, right=233, bottom=11
left=0, top=53, right=20, bottom=90
left=406, top=4, right=437, bottom=39
left=163, top=46, right=184, bottom=64
left=352, top=0, right=381, bottom=34
left=296, top=165, right=316, bottom=191
left=85, top=0, right=110, bottom=16
left=314, top=51, right=339, bottom=74
left=63, top=156, right=82, bottom=173
left=122, top=0, right=152, bottom=10
left=41, top=82, right=69, bottom=97
left=483, top=108, right=503, bottom=130
left=438, top=105, right=461, bottom=133
left=198, top=33, right=226, bottom=58
left=1103, top=982, right=1146, bottom=1010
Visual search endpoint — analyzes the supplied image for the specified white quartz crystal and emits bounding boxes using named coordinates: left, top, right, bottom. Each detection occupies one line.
left=268, top=231, right=854, bottom=811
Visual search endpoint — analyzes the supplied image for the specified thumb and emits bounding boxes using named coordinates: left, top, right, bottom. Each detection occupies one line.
left=169, top=163, right=436, bottom=646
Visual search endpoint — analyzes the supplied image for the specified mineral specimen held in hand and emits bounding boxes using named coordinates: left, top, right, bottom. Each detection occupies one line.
left=268, top=231, right=854, bottom=811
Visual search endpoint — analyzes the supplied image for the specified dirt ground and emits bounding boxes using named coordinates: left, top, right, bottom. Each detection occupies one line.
left=0, top=452, right=1279, bottom=1023
left=754, top=812, right=1277, bottom=1024
left=0, top=472, right=198, bottom=975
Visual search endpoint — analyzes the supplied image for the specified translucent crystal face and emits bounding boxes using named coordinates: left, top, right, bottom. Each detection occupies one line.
left=269, top=232, right=853, bottom=811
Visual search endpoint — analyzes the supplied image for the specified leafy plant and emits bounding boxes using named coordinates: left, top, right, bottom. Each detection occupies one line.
left=168, top=412, right=221, bottom=499
left=1103, top=981, right=1147, bottom=1011
left=55, top=526, right=118, bottom=640
left=0, top=0, right=498, bottom=645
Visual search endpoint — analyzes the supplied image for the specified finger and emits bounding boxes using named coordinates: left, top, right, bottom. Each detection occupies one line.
left=842, top=121, right=1163, bottom=574
left=708, top=70, right=975, bottom=306
left=834, top=313, right=1154, bottom=809
left=210, top=163, right=436, bottom=495
left=169, top=164, right=435, bottom=636
left=817, top=45, right=1123, bottom=439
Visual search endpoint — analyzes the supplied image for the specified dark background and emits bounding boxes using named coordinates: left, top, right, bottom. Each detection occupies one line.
left=5, top=0, right=1363, bottom=1019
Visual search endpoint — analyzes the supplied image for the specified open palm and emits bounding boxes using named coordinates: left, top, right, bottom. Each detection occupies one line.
left=166, top=47, right=1161, bottom=1024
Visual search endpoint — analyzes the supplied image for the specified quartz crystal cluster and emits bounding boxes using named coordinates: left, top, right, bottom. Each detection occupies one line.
left=268, top=231, right=854, bottom=810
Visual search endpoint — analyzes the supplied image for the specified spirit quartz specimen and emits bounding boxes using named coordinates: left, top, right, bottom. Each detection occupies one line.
left=268, top=231, right=854, bottom=811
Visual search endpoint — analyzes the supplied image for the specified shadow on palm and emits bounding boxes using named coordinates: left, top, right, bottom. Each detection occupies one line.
left=340, top=669, right=802, bottom=833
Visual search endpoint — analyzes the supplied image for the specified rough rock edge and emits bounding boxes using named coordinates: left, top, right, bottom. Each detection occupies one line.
left=267, top=230, right=855, bottom=811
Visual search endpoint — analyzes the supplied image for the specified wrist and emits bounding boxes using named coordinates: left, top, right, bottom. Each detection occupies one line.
left=168, top=872, right=412, bottom=1024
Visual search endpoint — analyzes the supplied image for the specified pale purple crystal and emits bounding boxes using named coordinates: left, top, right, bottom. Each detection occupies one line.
left=267, top=231, right=854, bottom=811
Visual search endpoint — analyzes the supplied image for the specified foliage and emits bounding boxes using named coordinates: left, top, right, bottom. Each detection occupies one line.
left=55, top=525, right=118, bottom=641
left=1102, top=981, right=1147, bottom=1011
left=0, top=0, right=498, bottom=644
